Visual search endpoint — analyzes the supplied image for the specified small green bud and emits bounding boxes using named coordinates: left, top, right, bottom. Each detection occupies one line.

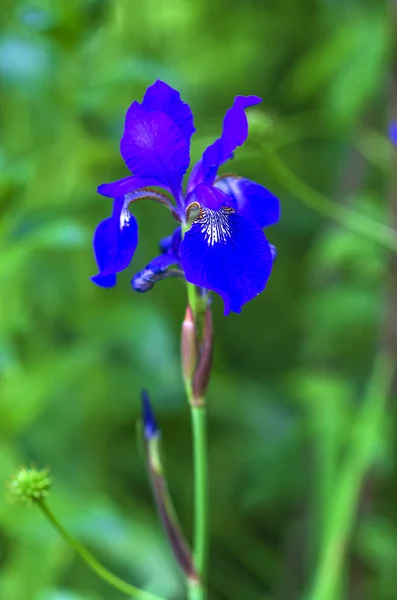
left=247, top=110, right=274, bottom=141
left=8, top=467, right=52, bottom=505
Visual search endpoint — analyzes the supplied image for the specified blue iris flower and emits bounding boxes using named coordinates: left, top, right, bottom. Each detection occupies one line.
left=91, top=80, right=280, bottom=314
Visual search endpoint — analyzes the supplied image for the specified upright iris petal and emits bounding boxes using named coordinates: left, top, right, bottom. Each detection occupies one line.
left=142, top=80, right=195, bottom=147
left=99, top=80, right=195, bottom=201
left=120, top=104, right=190, bottom=197
left=91, top=197, right=138, bottom=288
left=187, top=95, right=262, bottom=191
left=180, top=185, right=273, bottom=315
left=215, top=176, right=280, bottom=228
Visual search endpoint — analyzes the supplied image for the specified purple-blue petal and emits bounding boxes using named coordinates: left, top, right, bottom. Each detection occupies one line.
left=91, top=273, right=117, bottom=288
left=91, top=197, right=138, bottom=287
left=141, top=390, right=159, bottom=439
left=215, top=176, right=280, bottom=228
left=180, top=205, right=273, bottom=315
left=159, top=227, right=182, bottom=257
left=142, top=80, right=195, bottom=147
left=186, top=183, right=236, bottom=212
left=97, top=176, right=170, bottom=198
left=132, top=253, right=181, bottom=292
left=197, top=95, right=262, bottom=186
left=120, top=102, right=190, bottom=195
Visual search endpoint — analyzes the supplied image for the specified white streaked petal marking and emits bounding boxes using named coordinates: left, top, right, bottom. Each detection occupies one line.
left=197, top=206, right=235, bottom=246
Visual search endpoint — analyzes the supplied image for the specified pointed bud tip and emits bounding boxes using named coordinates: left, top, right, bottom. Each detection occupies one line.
left=141, top=390, right=159, bottom=439
left=183, top=305, right=194, bottom=325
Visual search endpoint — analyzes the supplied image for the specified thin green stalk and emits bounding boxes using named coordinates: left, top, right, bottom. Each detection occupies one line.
left=264, top=146, right=397, bottom=252
left=38, top=500, right=166, bottom=600
left=189, top=403, right=208, bottom=600
left=186, top=281, right=198, bottom=316
left=306, top=353, right=393, bottom=600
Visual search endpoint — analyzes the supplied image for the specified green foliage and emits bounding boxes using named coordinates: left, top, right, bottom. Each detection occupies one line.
left=0, top=0, right=394, bottom=599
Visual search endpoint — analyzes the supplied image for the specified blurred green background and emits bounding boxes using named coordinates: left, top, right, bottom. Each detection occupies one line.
left=0, top=0, right=395, bottom=599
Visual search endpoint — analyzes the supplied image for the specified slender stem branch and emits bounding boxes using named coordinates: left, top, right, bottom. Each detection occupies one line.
left=264, top=145, right=397, bottom=252
left=38, top=501, right=166, bottom=600
left=306, top=353, right=393, bottom=600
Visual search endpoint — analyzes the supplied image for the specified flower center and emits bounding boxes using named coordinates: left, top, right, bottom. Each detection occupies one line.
left=198, top=206, right=235, bottom=246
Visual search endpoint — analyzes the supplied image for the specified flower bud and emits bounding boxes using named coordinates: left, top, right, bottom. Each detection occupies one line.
left=192, top=307, right=213, bottom=405
left=8, top=467, right=51, bottom=505
left=181, top=306, right=198, bottom=391
left=141, top=390, right=159, bottom=440
left=141, top=390, right=198, bottom=583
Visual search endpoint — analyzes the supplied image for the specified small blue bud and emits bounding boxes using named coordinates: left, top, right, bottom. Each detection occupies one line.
left=389, top=122, right=397, bottom=146
left=141, top=390, right=159, bottom=440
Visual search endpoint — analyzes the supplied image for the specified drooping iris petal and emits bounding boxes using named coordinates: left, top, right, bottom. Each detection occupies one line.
left=215, top=176, right=280, bottom=228
left=98, top=176, right=171, bottom=198
left=187, top=95, right=262, bottom=190
left=132, top=253, right=182, bottom=292
left=91, top=197, right=138, bottom=288
left=142, top=80, right=195, bottom=147
left=180, top=204, right=273, bottom=315
left=120, top=103, right=190, bottom=196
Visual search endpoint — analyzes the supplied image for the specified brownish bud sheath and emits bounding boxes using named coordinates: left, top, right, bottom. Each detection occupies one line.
left=145, top=436, right=199, bottom=583
left=181, top=306, right=198, bottom=389
left=192, top=307, right=213, bottom=405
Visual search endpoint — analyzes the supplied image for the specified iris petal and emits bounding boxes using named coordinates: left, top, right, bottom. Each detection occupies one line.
left=159, top=227, right=182, bottom=256
left=120, top=103, right=190, bottom=196
left=132, top=253, right=182, bottom=292
left=142, top=80, right=195, bottom=147
left=98, top=176, right=170, bottom=198
left=180, top=205, right=273, bottom=315
left=91, top=197, right=138, bottom=287
left=187, top=95, right=261, bottom=190
left=215, top=176, right=280, bottom=228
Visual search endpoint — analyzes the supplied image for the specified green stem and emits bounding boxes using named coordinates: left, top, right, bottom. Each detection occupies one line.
left=189, top=404, right=208, bottom=600
left=186, top=281, right=198, bottom=316
left=264, top=146, right=397, bottom=252
left=306, top=353, right=393, bottom=600
left=38, top=501, right=166, bottom=600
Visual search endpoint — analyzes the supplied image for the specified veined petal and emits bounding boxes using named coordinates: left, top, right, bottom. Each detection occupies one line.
left=120, top=103, right=190, bottom=196
left=195, top=95, right=262, bottom=186
left=98, top=176, right=171, bottom=198
left=91, top=197, right=138, bottom=287
left=215, top=176, right=280, bottom=228
left=142, top=80, right=195, bottom=147
left=180, top=204, right=273, bottom=315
